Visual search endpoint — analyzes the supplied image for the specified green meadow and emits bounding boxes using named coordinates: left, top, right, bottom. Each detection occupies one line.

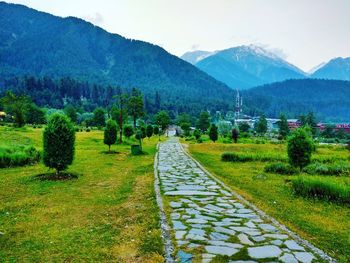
left=186, top=139, right=350, bottom=262
left=0, top=126, right=164, bottom=262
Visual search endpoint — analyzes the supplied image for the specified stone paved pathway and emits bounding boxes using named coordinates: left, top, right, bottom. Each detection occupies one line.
left=156, top=138, right=333, bottom=263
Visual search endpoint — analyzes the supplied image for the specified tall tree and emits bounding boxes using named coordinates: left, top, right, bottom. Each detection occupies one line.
left=115, top=92, right=129, bottom=144
left=128, top=88, right=144, bottom=129
left=1, top=91, right=30, bottom=127
left=64, top=104, right=78, bottom=123
left=278, top=113, right=290, bottom=139
left=155, top=91, right=161, bottom=111
left=156, top=111, right=170, bottom=137
left=26, top=103, right=46, bottom=124
left=93, top=107, right=105, bottom=127
left=255, top=114, right=268, bottom=135
left=197, top=111, right=210, bottom=132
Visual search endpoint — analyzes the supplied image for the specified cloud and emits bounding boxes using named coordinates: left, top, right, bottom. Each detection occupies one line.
left=191, top=44, right=200, bottom=50
left=254, top=42, right=288, bottom=59
left=83, top=12, right=104, bottom=26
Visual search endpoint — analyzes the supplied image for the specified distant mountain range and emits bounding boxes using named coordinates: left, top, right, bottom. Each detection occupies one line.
left=181, top=46, right=350, bottom=89
left=243, top=79, right=350, bottom=122
left=1, top=2, right=350, bottom=121
left=311, top=57, right=350, bottom=81
left=0, top=2, right=234, bottom=115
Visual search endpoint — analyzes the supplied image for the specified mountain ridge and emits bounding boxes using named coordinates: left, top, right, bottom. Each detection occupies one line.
left=181, top=45, right=306, bottom=89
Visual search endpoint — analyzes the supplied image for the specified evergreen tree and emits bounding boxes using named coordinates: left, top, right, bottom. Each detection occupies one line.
left=155, top=91, right=161, bottom=111
left=278, top=113, right=290, bottom=139
left=1, top=91, right=30, bottom=127
left=287, top=127, right=314, bottom=170
left=209, top=124, right=218, bottom=142
left=232, top=127, right=239, bottom=143
left=64, top=104, right=78, bottom=123
left=43, top=113, right=75, bottom=174
left=104, top=119, right=117, bottom=152
left=153, top=125, right=160, bottom=136
left=128, top=88, right=144, bottom=129
left=238, top=122, right=250, bottom=133
left=255, top=114, right=268, bottom=135
left=26, top=103, right=46, bottom=124
left=146, top=124, right=153, bottom=139
left=115, top=93, right=129, bottom=144
left=123, top=125, right=134, bottom=139
left=197, top=111, right=210, bottom=132
left=93, top=107, right=105, bottom=127
left=156, top=111, right=170, bottom=135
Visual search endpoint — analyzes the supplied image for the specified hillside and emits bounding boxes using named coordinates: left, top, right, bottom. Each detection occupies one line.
left=0, top=2, right=234, bottom=114
left=243, top=79, right=350, bottom=122
left=311, top=57, right=350, bottom=81
left=181, top=45, right=306, bottom=89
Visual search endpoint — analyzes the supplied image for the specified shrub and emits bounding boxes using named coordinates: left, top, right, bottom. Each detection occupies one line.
left=292, top=177, right=350, bottom=204
left=86, top=128, right=91, bottom=132
left=304, top=162, right=350, bottom=176
left=287, top=127, right=314, bottom=170
left=104, top=119, right=117, bottom=152
left=264, top=162, right=298, bottom=175
left=0, top=145, right=41, bottom=168
left=43, top=113, right=75, bottom=174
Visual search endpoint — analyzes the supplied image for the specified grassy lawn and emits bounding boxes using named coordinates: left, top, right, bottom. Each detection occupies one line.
left=186, top=140, right=350, bottom=262
left=0, top=126, right=164, bottom=262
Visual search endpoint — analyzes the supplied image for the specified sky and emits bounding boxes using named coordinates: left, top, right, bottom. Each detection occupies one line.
left=5, top=0, right=350, bottom=72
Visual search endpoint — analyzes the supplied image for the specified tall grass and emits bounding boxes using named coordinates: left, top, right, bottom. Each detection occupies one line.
left=292, top=177, right=350, bottom=204
left=0, top=145, right=41, bottom=168
left=303, top=162, right=350, bottom=176
left=221, top=152, right=287, bottom=162
left=264, top=162, right=298, bottom=175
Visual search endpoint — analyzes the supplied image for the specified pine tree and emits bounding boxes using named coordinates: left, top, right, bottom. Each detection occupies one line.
left=255, top=114, right=268, bottom=135
left=197, top=111, right=210, bottom=132
left=209, top=124, right=218, bottom=142
left=43, top=113, right=75, bottom=174
left=287, top=127, right=314, bottom=170
left=278, top=113, right=290, bottom=139
left=128, top=88, right=144, bottom=129
left=104, top=119, right=117, bottom=152
left=146, top=124, right=153, bottom=139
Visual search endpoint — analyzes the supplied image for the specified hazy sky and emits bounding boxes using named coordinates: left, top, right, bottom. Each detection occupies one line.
left=6, top=0, right=350, bottom=71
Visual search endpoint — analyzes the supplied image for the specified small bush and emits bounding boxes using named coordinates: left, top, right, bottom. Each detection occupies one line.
left=86, top=128, right=91, bottom=132
left=304, top=162, right=350, bottom=176
left=264, top=162, right=298, bottom=175
left=0, top=145, right=41, bottom=168
left=292, top=177, right=350, bottom=204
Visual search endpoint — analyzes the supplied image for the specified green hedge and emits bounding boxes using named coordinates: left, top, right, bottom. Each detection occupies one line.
left=292, top=177, right=350, bottom=204
left=0, top=145, right=41, bottom=168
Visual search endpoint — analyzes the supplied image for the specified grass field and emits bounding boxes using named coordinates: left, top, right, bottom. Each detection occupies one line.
left=186, top=140, right=350, bottom=262
left=0, top=126, right=164, bottom=262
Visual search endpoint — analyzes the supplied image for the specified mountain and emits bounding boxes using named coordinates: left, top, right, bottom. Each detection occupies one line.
left=0, top=2, right=235, bottom=115
left=181, top=45, right=306, bottom=90
left=311, top=57, right=350, bottom=81
left=243, top=79, right=350, bottom=122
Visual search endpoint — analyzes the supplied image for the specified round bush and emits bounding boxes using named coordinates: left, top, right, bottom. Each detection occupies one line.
left=43, top=113, right=75, bottom=174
